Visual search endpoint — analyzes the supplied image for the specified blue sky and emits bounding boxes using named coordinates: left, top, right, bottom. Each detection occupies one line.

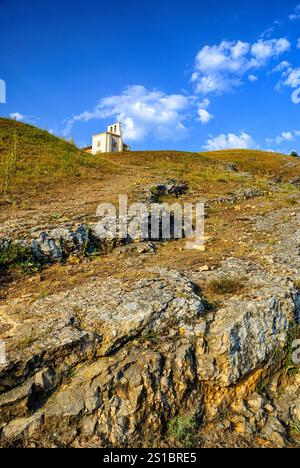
left=0, top=0, right=300, bottom=153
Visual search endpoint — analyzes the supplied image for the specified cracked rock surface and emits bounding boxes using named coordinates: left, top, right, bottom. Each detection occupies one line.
left=0, top=203, right=300, bottom=447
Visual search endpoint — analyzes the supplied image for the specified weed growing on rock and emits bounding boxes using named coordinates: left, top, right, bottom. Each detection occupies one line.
left=292, top=420, right=300, bottom=434
left=0, top=244, right=40, bottom=274
left=168, top=416, right=197, bottom=447
left=284, top=323, right=300, bottom=377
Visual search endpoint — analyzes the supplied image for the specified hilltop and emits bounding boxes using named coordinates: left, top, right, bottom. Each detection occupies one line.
left=1, top=117, right=300, bottom=207
left=0, top=118, right=300, bottom=448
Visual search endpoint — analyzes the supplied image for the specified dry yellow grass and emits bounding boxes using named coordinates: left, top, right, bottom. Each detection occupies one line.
left=1, top=118, right=300, bottom=302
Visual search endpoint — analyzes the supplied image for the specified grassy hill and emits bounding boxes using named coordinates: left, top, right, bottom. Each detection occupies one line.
left=2, top=117, right=300, bottom=326
left=1, top=117, right=300, bottom=205
left=0, top=118, right=108, bottom=196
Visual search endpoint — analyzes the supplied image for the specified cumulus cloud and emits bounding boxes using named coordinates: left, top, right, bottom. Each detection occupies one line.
left=276, top=65, right=300, bottom=91
left=198, top=108, right=213, bottom=124
left=272, top=61, right=291, bottom=73
left=284, top=68, right=300, bottom=87
left=198, top=98, right=210, bottom=109
left=266, top=130, right=300, bottom=146
left=9, top=112, right=26, bottom=121
left=251, top=38, right=290, bottom=60
left=203, top=132, right=256, bottom=151
left=289, top=4, right=300, bottom=20
left=192, top=38, right=291, bottom=94
left=9, top=112, right=37, bottom=124
left=64, top=85, right=193, bottom=141
left=248, top=74, right=258, bottom=82
left=197, top=98, right=213, bottom=124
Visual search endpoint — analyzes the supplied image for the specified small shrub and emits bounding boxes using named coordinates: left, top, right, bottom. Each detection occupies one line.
left=21, top=335, right=36, bottom=348
left=285, top=198, right=298, bottom=206
left=207, top=277, right=244, bottom=295
left=284, top=323, right=300, bottom=377
left=50, top=212, right=61, bottom=220
left=168, top=416, right=197, bottom=447
left=0, top=244, right=40, bottom=274
left=292, top=420, right=300, bottom=434
left=256, top=379, right=268, bottom=397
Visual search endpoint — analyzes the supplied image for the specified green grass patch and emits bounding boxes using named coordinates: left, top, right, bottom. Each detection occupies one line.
left=0, top=243, right=40, bottom=274
left=168, top=416, right=197, bottom=447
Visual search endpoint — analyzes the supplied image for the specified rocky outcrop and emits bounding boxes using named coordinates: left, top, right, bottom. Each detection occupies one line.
left=211, top=187, right=267, bottom=205
left=0, top=269, right=205, bottom=445
left=0, top=182, right=189, bottom=264
left=0, top=256, right=299, bottom=447
left=1, top=190, right=300, bottom=448
left=148, top=180, right=189, bottom=203
left=225, top=162, right=238, bottom=173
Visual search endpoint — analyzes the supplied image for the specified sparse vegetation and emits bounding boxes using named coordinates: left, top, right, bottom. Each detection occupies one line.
left=0, top=243, right=40, bottom=274
left=256, top=379, right=269, bottom=398
left=21, top=335, right=36, bottom=348
left=0, top=118, right=108, bottom=196
left=207, top=277, right=244, bottom=295
left=291, top=420, right=300, bottom=434
left=168, top=416, right=197, bottom=447
left=50, top=212, right=62, bottom=220
left=1, top=119, right=300, bottom=449
left=1, top=118, right=300, bottom=207
left=1, top=130, right=18, bottom=195
left=139, top=332, right=160, bottom=344
left=284, top=323, right=300, bottom=377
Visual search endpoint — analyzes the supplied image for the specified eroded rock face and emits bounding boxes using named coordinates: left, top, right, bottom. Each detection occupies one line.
left=0, top=269, right=206, bottom=445
left=1, top=201, right=300, bottom=448
left=0, top=262, right=298, bottom=447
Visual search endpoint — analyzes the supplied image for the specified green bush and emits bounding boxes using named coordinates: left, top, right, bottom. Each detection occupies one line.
left=0, top=244, right=39, bottom=274
left=168, top=416, right=196, bottom=447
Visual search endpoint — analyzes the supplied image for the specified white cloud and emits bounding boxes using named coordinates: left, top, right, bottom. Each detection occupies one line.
left=198, top=108, right=213, bottom=124
left=284, top=68, right=300, bottom=87
left=64, top=85, right=193, bottom=141
left=9, top=112, right=26, bottom=121
left=267, top=130, right=300, bottom=146
left=251, top=38, right=290, bottom=60
left=272, top=61, right=291, bottom=73
left=192, top=38, right=291, bottom=95
left=198, top=98, right=210, bottom=109
left=197, top=98, right=213, bottom=124
left=276, top=66, right=300, bottom=91
left=248, top=74, right=258, bottom=82
left=203, top=132, right=255, bottom=151
left=9, top=112, right=37, bottom=124
left=260, top=19, right=281, bottom=39
left=289, top=3, right=300, bottom=20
